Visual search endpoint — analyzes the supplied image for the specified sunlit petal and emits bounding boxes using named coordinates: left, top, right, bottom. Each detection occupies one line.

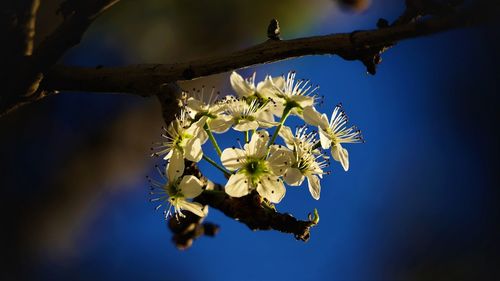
left=256, top=175, right=286, bottom=203
left=221, top=147, right=246, bottom=171
left=167, top=149, right=185, bottom=180
left=307, top=175, right=321, bottom=200
left=225, top=173, right=251, bottom=197
left=179, top=175, right=204, bottom=199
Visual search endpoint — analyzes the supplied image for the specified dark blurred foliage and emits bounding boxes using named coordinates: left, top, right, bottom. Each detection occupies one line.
left=0, top=0, right=499, bottom=280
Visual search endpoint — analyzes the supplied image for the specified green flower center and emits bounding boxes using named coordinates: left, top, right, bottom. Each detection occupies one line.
left=174, top=132, right=193, bottom=149
left=242, top=158, right=268, bottom=185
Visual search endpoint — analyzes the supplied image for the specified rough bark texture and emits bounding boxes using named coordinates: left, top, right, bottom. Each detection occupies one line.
left=42, top=10, right=474, bottom=94
left=2, top=1, right=492, bottom=117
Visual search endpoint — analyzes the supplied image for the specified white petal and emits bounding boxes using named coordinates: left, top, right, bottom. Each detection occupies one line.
left=270, top=100, right=286, bottom=117
left=268, top=146, right=293, bottom=175
left=186, top=98, right=205, bottom=117
left=256, top=175, right=286, bottom=203
left=284, top=167, right=304, bottom=186
left=256, top=76, right=280, bottom=99
left=256, top=119, right=278, bottom=129
left=233, top=120, right=259, bottom=132
left=257, top=107, right=275, bottom=123
left=163, top=149, right=173, bottom=160
left=291, top=95, right=314, bottom=108
left=221, top=147, right=246, bottom=171
left=167, top=149, right=185, bottom=180
left=185, top=137, right=203, bottom=162
left=197, top=127, right=208, bottom=144
left=225, top=173, right=251, bottom=197
left=230, top=71, right=254, bottom=97
left=303, top=106, right=329, bottom=128
left=179, top=175, right=204, bottom=199
left=208, top=115, right=232, bottom=133
left=271, top=76, right=285, bottom=90
left=319, top=127, right=332, bottom=149
left=332, top=144, right=349, bottom=171
left=186, top=116, right=208, bottom=136
left=307, top=175, right=321, bottom=200
left=246, top=130, right=269, bottom=158
left=177, top=199, right=206, bottom=217
left=255, top=107, right=278, bottom=127
left=278, top=126, right=295, bottom=148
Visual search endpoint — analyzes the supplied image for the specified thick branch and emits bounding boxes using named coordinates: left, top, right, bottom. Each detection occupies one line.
left=42, top=10, right=476, bottom=95
left=0, top=0, right=120, bottom=118
left=168, top=161, right=317, bottom=249
left=31, top=0, right=120, bottom=74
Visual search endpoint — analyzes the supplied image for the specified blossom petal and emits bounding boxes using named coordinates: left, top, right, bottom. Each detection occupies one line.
left=246, top=130, right=269, bottom=158
left=233, top=120, right=259, bottom=132
left=186, top=98, right=205, bottom=117
left=208, top=115, right=232, bottom=133
left=167, top=149, right=185, bottom=180
left=257, top=107, right=275, bottom=123
left=278, top=126, right=295, bottom=148
left=185, top=137, right=203, bottom=162
left=256, top=175, right=286, bottom=203
left=197, top=127, right=208, bottom=144
left=179, top=175, right=204, bottom=199
left=163, top=149, right=173, bottom=161
left=270, top=99, right=286, bottom=117
left=291, top=95, right=315, bottom=108
left=307, top=175, right=321, bottom=200
left=230, top=71, right=254, bottom=97
left=221, top=147, right=246, bottom=171
left=177, top=199, right=206, bottom=217
left=303, top=106, right=329, bottom=128
left=319, top=127, right=332, bottom=149
left=187, top=115, right=208, bottom=136
left=268, top=145, right=293, bottom=175
left=271, top=76, right=285, bottom=90
left=332, top=144, right=349, bottom=171
left=225, top=173, right=251, bottom=197
left=256, top=107, right=279, bottom=127
left=284, top=167, right=304, bottom=186
left=256, top=76, right=281, bottom=99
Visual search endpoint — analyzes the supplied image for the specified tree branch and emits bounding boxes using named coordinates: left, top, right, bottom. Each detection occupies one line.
left=167, top=161, right=318, bottom=249
left=31, top=0, right=120, bottom=75
left=41, top=8, right=477, bottom=95
left=0, top=0, right=120, bottom=118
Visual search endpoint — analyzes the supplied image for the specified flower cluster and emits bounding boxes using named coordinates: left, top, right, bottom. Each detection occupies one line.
left=150, top=71, right=363, bottom=219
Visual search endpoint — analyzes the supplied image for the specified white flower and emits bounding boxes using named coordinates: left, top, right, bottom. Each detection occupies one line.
left=220, top=130, right=291, bottom=203
left=218, top=96, right=277, bottom=132
left=153, top=110, right=208, bottom=179
left=183, top=88, right=232, bottom=133
left=279, top=126, right=328, bottom=200
left=230, top=71, right=285, bottom=100
left=149, top=168, right=207, bottom=218
left=270, top=71, right=319, bottom=117
left=303, top=104, right=363, bottom=171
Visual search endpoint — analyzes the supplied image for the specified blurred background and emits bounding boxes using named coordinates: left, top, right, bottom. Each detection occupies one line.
left=1, top=0, right=499, bottom=280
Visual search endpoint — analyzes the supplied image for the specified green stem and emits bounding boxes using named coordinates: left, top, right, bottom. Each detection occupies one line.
left=202, top=155, right=231, bottom=177
left=204, top=124, right=222, bottom=156
left=267, top=106, right=292, bottom=155
left=245, top=131, right=249, bottom=143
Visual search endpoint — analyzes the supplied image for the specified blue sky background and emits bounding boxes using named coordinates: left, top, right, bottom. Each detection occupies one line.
left=2, top=1, right=498, bottom=280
